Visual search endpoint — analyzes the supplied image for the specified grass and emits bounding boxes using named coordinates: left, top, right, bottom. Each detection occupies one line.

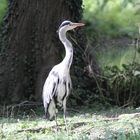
left=0, top=104, right=140, bottom=139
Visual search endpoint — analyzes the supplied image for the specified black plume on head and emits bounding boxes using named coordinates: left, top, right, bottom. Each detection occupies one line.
left=59, top=20, right=71, bottom=29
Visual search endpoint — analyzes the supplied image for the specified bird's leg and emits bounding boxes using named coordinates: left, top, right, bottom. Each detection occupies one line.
left=63, top=99, right=69, bottom=134
left=55, top=114, right=58, bottom=132
left=55, top=108, right=59, bottom=132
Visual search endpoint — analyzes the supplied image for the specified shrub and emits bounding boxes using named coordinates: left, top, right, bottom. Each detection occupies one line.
left=105, top=62, right=140, bottom=106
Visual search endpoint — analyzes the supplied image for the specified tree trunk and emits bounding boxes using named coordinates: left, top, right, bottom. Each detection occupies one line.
left=0, top=0, right=85, bottom=104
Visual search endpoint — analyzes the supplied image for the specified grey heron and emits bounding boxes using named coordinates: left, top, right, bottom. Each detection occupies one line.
left=42, top=20, right=85, bottom=127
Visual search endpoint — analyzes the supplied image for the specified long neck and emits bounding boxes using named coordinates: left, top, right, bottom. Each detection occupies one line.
left=59, top=30, right=73, bottom=70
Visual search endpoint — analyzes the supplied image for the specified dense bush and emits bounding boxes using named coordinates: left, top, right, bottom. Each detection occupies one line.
left=105, top=62, right=140, bottom=106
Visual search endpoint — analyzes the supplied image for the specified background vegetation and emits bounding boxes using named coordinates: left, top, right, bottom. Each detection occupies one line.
left=0, top=0, right=7, bottom=28
left=83, top=0, right=140, bottom=68
left=83, top=0, right=140, bottom=106
left=83, top=0, right=140, bottom=38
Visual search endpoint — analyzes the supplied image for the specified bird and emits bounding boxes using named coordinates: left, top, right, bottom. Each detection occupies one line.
left=42, top=20, right=85, bottom=127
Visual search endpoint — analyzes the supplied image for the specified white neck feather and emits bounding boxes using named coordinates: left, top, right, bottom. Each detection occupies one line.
left=59, top=29, right=73, bottom=70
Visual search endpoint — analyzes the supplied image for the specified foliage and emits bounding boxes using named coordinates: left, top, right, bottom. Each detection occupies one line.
left=83, top=0, right=140, bottom=106
left=83, top=0, right=140, bottom=38
left=0, top=0, right=7, bottom=27
left=93, top=30, right=140, bottom=106
left=0, top=0, right=7, bottom=52
left=104, top=62, right=140, bottom=106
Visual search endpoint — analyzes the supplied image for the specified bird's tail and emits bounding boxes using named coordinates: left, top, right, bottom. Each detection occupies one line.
left=43, top=101, right=49, bottom=119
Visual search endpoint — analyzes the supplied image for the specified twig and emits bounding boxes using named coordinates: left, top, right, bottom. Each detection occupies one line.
left=0, top=101, right=43, bottom=117
left=17, top=126, right=47, bottom=133
left=7, top=101, right=42, bottom=110
left=17, top=124, right=64, bottom=133
left=102, top=117, right=119, bottom=121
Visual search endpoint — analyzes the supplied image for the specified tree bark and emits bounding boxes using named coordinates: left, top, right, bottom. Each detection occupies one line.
left=0, top=0, right=88, bottom=104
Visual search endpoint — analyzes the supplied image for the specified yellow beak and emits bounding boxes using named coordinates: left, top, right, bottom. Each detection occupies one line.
left=71, top=22, right=85, bottom=27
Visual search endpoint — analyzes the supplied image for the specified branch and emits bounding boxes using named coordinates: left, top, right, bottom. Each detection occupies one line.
left=17, top=122, right=87, bottom=133
left=7, top=101, right=42, bottom=110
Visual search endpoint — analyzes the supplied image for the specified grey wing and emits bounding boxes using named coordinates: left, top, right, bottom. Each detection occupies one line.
left=42, top=71, right=59, bottom=107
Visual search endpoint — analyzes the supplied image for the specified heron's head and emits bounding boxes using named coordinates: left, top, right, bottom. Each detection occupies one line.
left=58, top=20, right=85, bottom=32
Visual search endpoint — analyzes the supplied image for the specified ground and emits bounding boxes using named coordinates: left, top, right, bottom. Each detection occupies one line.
left=0, top=102, right=140, bottom=140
